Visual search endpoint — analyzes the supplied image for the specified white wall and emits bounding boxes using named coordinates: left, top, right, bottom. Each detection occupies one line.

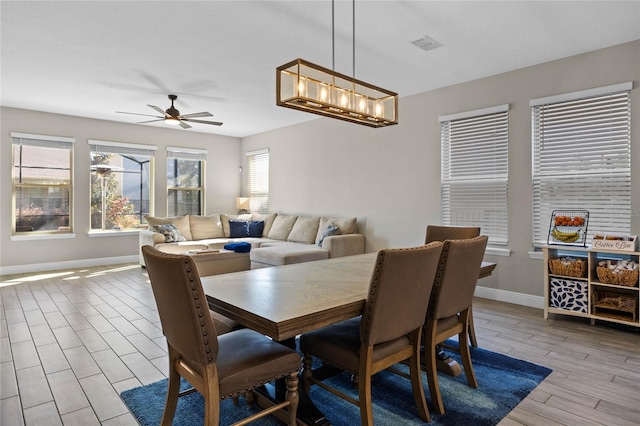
left=241, top=40, right=640, bottom=301
left=0, top=108, right=241, bottom=273
left=2, top=41, right=638, bottom=304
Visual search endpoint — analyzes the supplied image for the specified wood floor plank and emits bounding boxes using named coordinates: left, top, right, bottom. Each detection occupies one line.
left=46, top=368, right=90, bottom=415
left=15, top=365, right=53, bottom=409
left=1, top=263, right=639, bottom=425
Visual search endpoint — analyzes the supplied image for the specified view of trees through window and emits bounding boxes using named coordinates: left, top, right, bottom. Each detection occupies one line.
left=90, top=151, right=151, bottom=230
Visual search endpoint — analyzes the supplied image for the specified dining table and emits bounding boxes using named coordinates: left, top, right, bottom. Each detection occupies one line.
left=200, top=252, right=496, bottom=425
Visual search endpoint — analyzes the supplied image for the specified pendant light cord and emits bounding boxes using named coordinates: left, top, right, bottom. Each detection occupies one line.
left=332, top=0, right=335, bottom=70
left=332, top=0, right=356, bottom=77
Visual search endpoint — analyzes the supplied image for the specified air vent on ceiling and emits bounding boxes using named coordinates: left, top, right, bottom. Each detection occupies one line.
left=411, top=36, right=442, bottom=52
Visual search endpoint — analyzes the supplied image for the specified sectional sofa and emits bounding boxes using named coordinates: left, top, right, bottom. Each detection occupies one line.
left=138, top=212, right=365, bottom=269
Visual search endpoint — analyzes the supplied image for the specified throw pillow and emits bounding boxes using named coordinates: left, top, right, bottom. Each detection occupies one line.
left=248, top=221, right=265, bottom=238
left=145, top=215, right=193, bottom=240
left=317, top=223, right=339, bottom=247
left=152, top=223, right=187, bottom=243
left=315, top=216, right=357, bottom=245
left=250, top=213, right=276, bottom=237
left=221, top=213, right=252, bottom=237
left=288, top=216, right=321, bottom=244
left=267, top=214, right=298, bottom=240
left=229, top=220, right=250, bottom=238
left=189, top=215, right=224, bottom=240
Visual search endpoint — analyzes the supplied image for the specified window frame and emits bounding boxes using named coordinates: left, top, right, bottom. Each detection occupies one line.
left=439, top=104, right=510, bottom=246
left=166, top=146, right=207, bottom=216
left=88, top=139, right=156, bottom=232
left=530, top=82, right=633, bottom=248
left=11, top=132, right=75, bottom=236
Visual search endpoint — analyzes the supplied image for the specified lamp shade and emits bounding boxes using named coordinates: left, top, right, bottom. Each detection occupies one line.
left=276, top=58, right=398, bottom=128
left=236, top=197, right=251, bottom=210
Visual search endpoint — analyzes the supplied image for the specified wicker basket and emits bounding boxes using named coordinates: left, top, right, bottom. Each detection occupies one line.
left=596, top=267, right=639, bottom=287
left=591, top=290, right=637, bottom=321
left=548, top=258, right=586, bottom=278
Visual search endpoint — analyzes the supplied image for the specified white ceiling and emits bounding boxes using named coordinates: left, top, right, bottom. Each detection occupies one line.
left=2, top=1, right=639, bottom=138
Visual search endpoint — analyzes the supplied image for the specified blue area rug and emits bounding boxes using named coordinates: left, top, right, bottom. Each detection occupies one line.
left=121, top=341, right=551, bottom=425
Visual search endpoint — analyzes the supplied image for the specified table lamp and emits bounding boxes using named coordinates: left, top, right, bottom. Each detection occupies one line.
left=236, top=197, right=250, bottom=214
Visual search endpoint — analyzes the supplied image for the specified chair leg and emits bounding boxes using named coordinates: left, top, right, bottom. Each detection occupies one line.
left=468, top=305, right=479, bottom=348
left=357, top=369, right=374, bottom=426
left=203, top=364, right=221, bottom=426
left=409, top=351, right=431, bottom=423
left=424, top=327, right=445, bottom=414
left=459, top=311, right=478, bottom=388
left=301, top=354, right=313, bottom=393
left=244, top=390, right=254, bottom=408
left=285, top=372, right=299, bottom=426
left=161, top=347, right=181, bottom=426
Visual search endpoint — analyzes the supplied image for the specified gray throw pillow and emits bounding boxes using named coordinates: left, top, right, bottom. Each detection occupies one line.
left=317, top=223, right=339, bottom=247
left=152, top=223, right=186, bottom=243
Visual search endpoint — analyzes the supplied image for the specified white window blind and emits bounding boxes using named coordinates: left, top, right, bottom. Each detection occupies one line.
left=246, top=149, right=269, bottom=213
left=167, top=146, right=207, bottom=161
left=531, top=82, right=632, bottom=247
left=88, top=139, right=157, bottom=156
left=440, top=105, right=509, bottom=245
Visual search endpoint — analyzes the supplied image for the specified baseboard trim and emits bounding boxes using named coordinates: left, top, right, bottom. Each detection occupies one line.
left=475, top=285, right=544, bottom=310
left=0, top=255, right=139, bottom=276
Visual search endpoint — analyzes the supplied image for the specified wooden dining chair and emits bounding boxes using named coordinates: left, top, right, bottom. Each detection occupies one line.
left=425, top=225, right=482, bottom=347
left=141, top=245, right=301, bottom=426
left=300, top=242, right=444, bottom=426
left=423, top=235, right=488, bottom=414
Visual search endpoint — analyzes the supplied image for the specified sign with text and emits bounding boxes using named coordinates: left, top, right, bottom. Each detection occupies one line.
left=591, top=236, right=638, bottom=252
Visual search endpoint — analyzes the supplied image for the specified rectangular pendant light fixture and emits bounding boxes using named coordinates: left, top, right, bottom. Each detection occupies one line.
left=276, top=58, right=398, bottom=128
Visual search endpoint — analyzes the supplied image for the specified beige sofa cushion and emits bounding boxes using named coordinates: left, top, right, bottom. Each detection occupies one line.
left=145, top=215, right=192, bottom=241
left=315, top=216, right=357, bottom=244
left=288, top=216, right=321, bottom=244
left=189, top=215, right=224, bottom=240
left=268, top=214, right=298, bottom=240
left=250, top=242, right=329, bottom=266
left=251, top=212, right=277, bottom=237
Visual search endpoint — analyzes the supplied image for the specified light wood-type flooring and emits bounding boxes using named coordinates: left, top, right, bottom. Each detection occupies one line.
left=1, top=263, right=639, bottom=425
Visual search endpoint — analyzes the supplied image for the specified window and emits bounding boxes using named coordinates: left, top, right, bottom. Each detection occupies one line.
left=531, top=82, right=632, bottom=247
left=12, top=133, right=74, bottom=235
left=246, top=148, right=269, bottom=213
left=440, top=105, right=509, bottom=245
left=167, top=147, right=206, bottom=216
left=89, top=140, right=156, bottom=231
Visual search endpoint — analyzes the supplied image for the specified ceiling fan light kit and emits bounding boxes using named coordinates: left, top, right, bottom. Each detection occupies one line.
left=117, top=94, right=222, bottom=129
left=276, top=0, right=397, bottom=128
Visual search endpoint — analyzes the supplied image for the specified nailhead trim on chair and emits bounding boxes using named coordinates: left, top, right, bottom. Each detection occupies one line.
left=182, top=257, right=215, bottom=363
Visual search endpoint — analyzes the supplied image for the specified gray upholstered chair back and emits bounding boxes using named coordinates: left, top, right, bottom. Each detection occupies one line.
left=360, top=242, right=443, bottom=346
left=429, top=236, right=488, bottom=320
left=425, top=225, right=481, bottom=244
left=142, top=245, right=219, bottom=366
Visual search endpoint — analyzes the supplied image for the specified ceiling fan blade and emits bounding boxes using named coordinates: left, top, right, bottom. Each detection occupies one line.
left=179, top=121, right=192, bottom=129
left=182, top=118, right=223, bottom=126
left=148, top=104, right=168, bottom=116
left=137, top=119, right=165, bottom=124
left=180, top=111, right=213, bottom=119
left=116, top=111, right=163, bottom=118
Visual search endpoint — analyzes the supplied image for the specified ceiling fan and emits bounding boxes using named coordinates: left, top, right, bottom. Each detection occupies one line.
left=117, top=94, right=222, bottom=129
